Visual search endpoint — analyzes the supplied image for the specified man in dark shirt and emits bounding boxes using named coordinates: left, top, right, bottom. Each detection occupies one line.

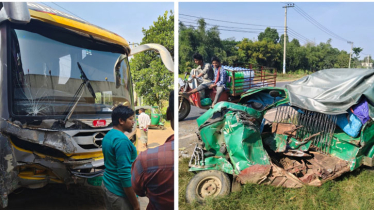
left=102, top=105, right=140, bottom=210
left=131, top=91, right=174, bottom=210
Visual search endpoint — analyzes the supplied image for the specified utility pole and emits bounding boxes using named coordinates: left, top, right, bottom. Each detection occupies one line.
left=282, top=3, right=294, bottom=74
left=367, top=55, right=370, bottom=69
left=347, top=41, right=353, bottom=68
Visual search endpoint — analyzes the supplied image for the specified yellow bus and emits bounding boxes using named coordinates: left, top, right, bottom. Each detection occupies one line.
left=0, top=3, right=173, bottom=207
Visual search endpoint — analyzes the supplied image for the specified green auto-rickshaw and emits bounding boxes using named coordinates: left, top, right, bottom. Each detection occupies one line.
left=186, top=68, right=374, bottom=203
left=135, top=106, right=165, bottom=130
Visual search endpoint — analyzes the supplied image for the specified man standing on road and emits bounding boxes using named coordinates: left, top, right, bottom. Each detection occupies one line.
left=101, top=105, right=139, bottom=210
left=131, top=90, right=174, bottom=210
left=183, top=53, right=214, bottom=98
left=138, top=108, right=151, bottom=149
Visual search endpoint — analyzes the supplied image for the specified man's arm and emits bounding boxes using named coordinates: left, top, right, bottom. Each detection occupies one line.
left=193, top=72, right=204, bottom=78
left=123, top=187, right=140, bottom=210
left=131, top=158, right=146, bottom=197
left=115, top=139, right=140, bottom=210
left=194, top=64, right=210, bottom=78
left=216, top=69, right=227, bottom=86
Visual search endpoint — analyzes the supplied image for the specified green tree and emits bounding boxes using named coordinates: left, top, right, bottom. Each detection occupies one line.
left=130, top=11, right=174, bottom=108
left=285, top=38, right=307, bottom=72
left=237, top=38, right=282, bottom=68
left=179, top=19, right=363, bottom=73
left=335, top=51, right=350, bottom=68
left=221, top=38, right=240, bottom=66
left=179, top=18, right=223, bottom=73
left=353, top=47, right=363, bottom=57
left=279, top=34, right=289, bottom=47
left=258, top=27, right=279, bottom=44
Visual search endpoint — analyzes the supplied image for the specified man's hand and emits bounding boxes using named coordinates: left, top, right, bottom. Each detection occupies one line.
left=209, top=84, right=217, bottom=89
left=191, top=75, right=196, bottom=78
left=123, top=187, right=140, bottom=210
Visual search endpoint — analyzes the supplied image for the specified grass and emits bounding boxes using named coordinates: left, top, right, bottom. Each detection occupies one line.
left=179, top=158, right=374, bottom=210
left=276, top=70, right=314, bottom=82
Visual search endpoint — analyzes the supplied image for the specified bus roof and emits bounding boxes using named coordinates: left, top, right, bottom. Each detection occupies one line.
left=27, top=3, right=130, bottom=53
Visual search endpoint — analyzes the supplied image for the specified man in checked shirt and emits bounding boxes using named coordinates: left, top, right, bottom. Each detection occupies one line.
left=131, top=90, right=174, bottom=210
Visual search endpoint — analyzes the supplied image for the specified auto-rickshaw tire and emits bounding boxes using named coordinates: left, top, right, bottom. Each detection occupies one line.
left=179, top=98, right=191, bottom=121
left=185, top=170, right=231, bottom=203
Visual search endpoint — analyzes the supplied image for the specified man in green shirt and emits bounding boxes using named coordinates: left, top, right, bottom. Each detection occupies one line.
left=101, top=105, right=139, bottom=210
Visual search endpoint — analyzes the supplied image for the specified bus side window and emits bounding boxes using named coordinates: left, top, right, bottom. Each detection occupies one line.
left=114, top=55, right=129, bottom=89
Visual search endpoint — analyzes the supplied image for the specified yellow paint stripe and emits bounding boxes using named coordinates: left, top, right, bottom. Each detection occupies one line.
left=18, top=174, right=63, bottom=183
left=18, top=174, right=45, bottom=180
left=34, top=152, right=65, bottom=161
left=67, top=152, right=104, bottom=160
left=29, top=10, right=129, bottom=49
left=9, top=141, right=33, bottom=154
left=10, top=140, right=103, bottom=161
left=10, top=140, right=65, bottom=161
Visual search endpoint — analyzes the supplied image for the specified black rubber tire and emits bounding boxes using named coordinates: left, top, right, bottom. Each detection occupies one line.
left=185, top=170, right=231, bottom=203
left=179, top=98, right=191, bottom=121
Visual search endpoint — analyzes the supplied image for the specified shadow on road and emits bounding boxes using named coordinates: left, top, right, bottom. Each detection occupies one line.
left=1, top=184, right=105, bottom=210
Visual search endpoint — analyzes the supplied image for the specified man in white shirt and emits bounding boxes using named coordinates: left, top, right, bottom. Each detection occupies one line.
left=138, top=108, right=151, bottom=148
left=182, top=53, right=214, bottom=98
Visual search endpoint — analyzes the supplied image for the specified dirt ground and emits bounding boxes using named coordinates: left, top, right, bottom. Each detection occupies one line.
left=1, top=127, right=174, bottom=210
left=136, top=126, right=174, bottom=152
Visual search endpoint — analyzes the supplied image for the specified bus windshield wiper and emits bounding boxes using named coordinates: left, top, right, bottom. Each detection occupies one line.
left=63, top=62, right=96, bottom=124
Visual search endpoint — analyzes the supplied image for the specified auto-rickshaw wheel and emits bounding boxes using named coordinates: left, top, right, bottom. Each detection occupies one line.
left=185, top=170, right=231, bottom=203
left=179, top=98, right=191, bottom=121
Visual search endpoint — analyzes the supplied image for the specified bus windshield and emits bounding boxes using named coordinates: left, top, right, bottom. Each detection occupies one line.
left=10, top=25, right=133, bottom=117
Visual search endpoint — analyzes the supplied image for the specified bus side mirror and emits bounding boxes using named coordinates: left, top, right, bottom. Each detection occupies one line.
left=130, top=44, right=174, bottom=73
left=1, top=2, right=31, bottom=24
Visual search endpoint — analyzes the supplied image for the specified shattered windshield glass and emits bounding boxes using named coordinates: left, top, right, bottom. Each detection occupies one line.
left=10, top=27, right=132, bottom=117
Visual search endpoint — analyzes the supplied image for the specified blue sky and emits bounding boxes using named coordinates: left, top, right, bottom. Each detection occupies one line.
left=180, top=2, right=373, bottom=59
left=39, top=2, right=174, bottom=45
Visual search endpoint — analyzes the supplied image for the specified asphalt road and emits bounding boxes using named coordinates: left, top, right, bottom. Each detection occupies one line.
left=178, top=81, right=292, bottom=157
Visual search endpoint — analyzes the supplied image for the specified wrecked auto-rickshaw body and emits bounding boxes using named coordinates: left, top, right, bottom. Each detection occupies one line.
left=186, top=69, right=374, bottom=202
left=0, top=3, right=174, bottom=208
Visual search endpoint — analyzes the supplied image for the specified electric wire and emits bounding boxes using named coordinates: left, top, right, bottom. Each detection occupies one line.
left=180, top=19, right=311, bottom=44
left=292, top=5, right=350, bottom=42
left=294, top=5, right=348, bottom=42
left=180, top=14, right=284, bottom=28
left=40, top=2, right=87, bottom=22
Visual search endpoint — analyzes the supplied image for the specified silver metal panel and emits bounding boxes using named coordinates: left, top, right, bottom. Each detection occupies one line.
left=3, top=2, right=30, bottom=24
